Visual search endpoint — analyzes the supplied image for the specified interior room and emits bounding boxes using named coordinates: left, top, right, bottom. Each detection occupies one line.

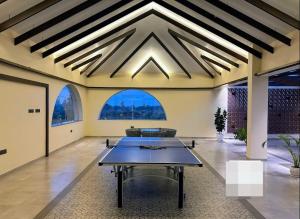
left=0, top=0, right=299, bottom=218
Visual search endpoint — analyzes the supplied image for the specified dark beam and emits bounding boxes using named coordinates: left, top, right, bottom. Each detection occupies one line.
left=80, top=59, right=98, bottom=75
left=152, top=33, right=191, bottom=79
left=43, top=1, right=255, bottom=61
left=0, top=0, right=62, bottom=32
left=175, top=0, right=274, bottom=52
left=155, top=11, right=248, bottom=63
left=132, top=57, right=169, bottom=79
left=204, top=0, right=291, bottom=45
left=50, top=9, right=248, bottom=66
left=64, top=29, right=136, bottom=67
left=168, top=29, right=239, bottom=67
left=110, top=32, right=191, bottom=79
left=201, top=55, right=230, bottom=72
left=15, top=0, right=103, bottom=44
left=244, top=0, right=300, bottom=30
left=50, top=8, right=149, bottom=62
left=154, top=0, right=262, bottom=57
left=0, top=0, right=7, bottom=4
left=170, top=32, right=214, bottom=78
left=203, top=59, right=221, bottom=76
left=42, top=0, right=151, bottom=58
left=110, top=33, right=153, bottom=78
left=71, top=54, right=102, bottom=71
left=31, top=0, right=133, bottom=52
left=86, top=31, right=134, bottom=77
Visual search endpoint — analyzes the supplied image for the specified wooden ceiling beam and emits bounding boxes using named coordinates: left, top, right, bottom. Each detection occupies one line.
left=204, top=0, right=291, bottom=45
left=170, top=32, right=214, bottom=78
left=47, top=9, right=247, bottom=67
left=152, top=33, right=191, bottom=79
left=110, top=33, right=153, bottom=78
left=175, top=0, right=274, bottom=52
left=80, top=59, right=98, bottom=75
left=201, top=55, right=231, bottom=72
left=42, top=0, right=151, bottom=58
left=168, top=29, right=240, bottom=67
left=110, top=32, right=191, bottom=79
left=15, top=0, right=103, bottom=44
left=132, top=57, right=169, bottom=79
left=43, top=2, right=252, bottom=62
left=203, top=59, right=222, bottom=76
left=244, top=0, right=300, bottom=30
left=64, top=29, right=136, bottom=67
left=154, top=0, right=262, bottom=57
left=86, top=30, right=135, bottom=77
left=0, top=0, right=62, bottom=32
left=155, top=11, right=248, bottom=63
left=71, top=54, right=102, bottom=71
left=31, top=0, right=133, bottom=52
left=51, top=10, right=148, bottom=62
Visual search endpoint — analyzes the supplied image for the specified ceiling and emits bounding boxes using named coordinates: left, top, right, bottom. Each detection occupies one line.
left=0, top=0, right=299, bottom=80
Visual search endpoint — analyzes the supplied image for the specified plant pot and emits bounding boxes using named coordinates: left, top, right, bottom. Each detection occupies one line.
left=290, top=166, right=300, bottom=178
left=217, top=132, right=224, bottom=142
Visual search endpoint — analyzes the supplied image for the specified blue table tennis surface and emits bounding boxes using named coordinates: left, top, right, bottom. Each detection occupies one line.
left=99, top=137, right=202, bottom=166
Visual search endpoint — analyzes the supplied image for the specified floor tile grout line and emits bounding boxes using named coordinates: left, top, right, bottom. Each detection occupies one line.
left=0, top=137, right=86, bottom=180
left=34, top=147, right=109, bottom=219
left=192, top=148, right=266, bottom=219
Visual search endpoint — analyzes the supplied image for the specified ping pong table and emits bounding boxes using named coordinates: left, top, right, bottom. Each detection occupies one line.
left=98, top=137, right=202, bottom=208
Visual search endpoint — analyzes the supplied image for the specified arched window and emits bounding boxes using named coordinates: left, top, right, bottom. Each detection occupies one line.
left=52, top=85, right=82, bottom=126
left=99, top=89, right=166, bottom=120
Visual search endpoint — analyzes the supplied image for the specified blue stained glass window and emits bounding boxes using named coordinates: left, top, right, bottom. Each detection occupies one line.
left=99, top=89, right=166, bottom=120
left=52, top=85, right=82, bottom=126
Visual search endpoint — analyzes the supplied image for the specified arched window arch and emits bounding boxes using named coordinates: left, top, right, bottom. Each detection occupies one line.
left=99, top=89, right=166, bottom=120
left=52, top=85, right=82, bottom=126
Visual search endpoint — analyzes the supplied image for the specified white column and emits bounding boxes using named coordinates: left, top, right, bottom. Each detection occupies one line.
left=246, top=53, right=268, bottom=160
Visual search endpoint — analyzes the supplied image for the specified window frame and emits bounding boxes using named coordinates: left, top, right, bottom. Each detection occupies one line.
left=51, top=84, right=83, bottom=127
left=99, top=89, right=167, bottom=121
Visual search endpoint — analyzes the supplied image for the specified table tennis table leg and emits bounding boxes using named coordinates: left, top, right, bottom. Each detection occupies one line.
left=178, top=166, right=184, bottom=208
left=117, top=166, right=123, bottom=208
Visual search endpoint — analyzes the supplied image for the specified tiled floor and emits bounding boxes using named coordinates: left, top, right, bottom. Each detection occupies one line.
left=0, top=137, right=298, bottom=219
left=194, top=138, right=299, bottom=219
left=44, top=163, right=256, bottom=219
left=0, top=137, right=105, bottom=219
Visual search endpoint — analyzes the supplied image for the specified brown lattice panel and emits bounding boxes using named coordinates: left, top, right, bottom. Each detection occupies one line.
left=227, top=88, right=300, bottom=134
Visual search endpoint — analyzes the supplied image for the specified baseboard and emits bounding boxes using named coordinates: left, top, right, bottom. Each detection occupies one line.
left=0, top=137, right=85, bottom=178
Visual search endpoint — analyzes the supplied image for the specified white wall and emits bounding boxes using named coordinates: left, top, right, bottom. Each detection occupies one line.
left=0, top=80, right=45, bottom=175
left=86, top=88, right=228, bottom=137
left=0, top=63, right=87, bottom=155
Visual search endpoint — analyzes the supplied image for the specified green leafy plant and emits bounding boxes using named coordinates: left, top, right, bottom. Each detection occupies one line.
left=234, top=128, right=247, bottom=144
left=279, top=135, right=300, bottom=168
left=214, top=107, right=227, bottom=133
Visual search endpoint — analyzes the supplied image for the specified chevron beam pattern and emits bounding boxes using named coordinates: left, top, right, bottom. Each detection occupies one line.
left=168, top=29, right=240, bottom=68
left=63, top=29, right=136, bottom=67
left=86, top=30, right=135, bottom=77
left=131, top=57, right=169, bottom=79
left=3, top=0, right=296, bottom=79
left=110, top=32, right=191, bottom=79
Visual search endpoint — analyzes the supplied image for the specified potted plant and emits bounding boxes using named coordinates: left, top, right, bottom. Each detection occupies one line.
left=279, top=135, right=300, bottom=178
left=234, top=128, right=247, bottom=145
left=214, top=107, right=227, bottom=142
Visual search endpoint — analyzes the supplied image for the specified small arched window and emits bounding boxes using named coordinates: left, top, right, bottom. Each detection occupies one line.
left=52, top=85, right=82, bottom=126
left=99, top=89, right=166, bottom=120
